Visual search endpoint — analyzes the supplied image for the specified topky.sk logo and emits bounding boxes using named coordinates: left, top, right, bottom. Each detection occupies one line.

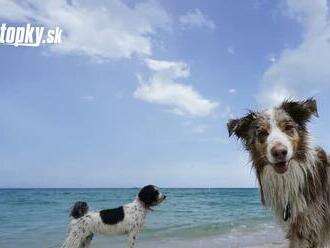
left=0, top=24, right=63, bottom=47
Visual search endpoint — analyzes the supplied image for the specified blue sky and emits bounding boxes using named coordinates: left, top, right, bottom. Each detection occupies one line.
left=1, top=0, right=330, bottom=188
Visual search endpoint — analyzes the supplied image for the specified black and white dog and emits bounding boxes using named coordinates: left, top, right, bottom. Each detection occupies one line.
left=228, top=98, right=330, bottom=248
left=61, top=185, right=166, bottom=248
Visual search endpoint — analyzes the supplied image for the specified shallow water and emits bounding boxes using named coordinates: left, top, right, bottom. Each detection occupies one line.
left=0, top=188, right=284, bottom=248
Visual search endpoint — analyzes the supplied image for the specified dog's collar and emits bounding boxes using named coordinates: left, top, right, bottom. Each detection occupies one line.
left=283, top=202, right=291, bottom=221
left=136, top=197, right=153, bottom=211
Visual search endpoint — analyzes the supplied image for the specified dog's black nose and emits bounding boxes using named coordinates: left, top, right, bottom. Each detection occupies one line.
left=163, top=195, right=167, bottom=199
left=271, top=144, right=288, bottom=160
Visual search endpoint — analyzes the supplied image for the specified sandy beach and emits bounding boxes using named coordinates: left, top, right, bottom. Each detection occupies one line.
left=246, top=243, right=287, bottom=248
left=91, top=238, right=288, bottom=248
left=91, top=235, right=288, bottom=248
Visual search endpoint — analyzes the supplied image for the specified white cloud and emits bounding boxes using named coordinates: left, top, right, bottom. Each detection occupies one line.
left=227, top=46, right=235, bottom=54
left=134, top=59, right=219, bottom=117
left=267, top=53, right=277, bottom=63
left=182, top=121, right=208, bottom=134
left=259, top=0, right=330, bottom=107
left=0, top=0, right=170, bottom=60
left=179, top=8, right=216, bottom=30
left=145, top=59, right=190, bottom=78
left=80, top=95, right=95, bottom=102
left=259, top=85, right=292, bottom=107
left=228, top=88, right=237, bottom=94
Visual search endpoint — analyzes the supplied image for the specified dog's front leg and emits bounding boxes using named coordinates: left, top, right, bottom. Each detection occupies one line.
left=128, top=231, right=138, bottom=248
left=81, top=234, right=93, bottom=248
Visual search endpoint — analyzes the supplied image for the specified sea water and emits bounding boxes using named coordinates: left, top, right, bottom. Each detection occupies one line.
left=0, top=188, right=284, bottom=248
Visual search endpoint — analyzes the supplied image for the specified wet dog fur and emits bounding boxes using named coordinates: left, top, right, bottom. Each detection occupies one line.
left=61, top=185, right=166, bottom=248
left=228, top=98, right=330, bottom=248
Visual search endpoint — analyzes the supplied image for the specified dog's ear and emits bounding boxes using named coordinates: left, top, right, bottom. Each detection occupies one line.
left=281, top=98, right=318, bottom=126
left=227, top=112, right=256, bottom=140
left=138, top=185, right=158, bottom=206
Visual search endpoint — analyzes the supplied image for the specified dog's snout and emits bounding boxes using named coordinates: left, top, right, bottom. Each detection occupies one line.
left=271, top=144, right=288, bottom=160
left=163, top=195, right=167, bottom=200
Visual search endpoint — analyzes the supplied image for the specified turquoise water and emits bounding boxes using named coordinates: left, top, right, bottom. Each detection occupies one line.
left=0, top=188, right=284, bottom=248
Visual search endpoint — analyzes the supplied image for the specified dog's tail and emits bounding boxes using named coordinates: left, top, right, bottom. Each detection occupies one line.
left=70, top=201, right=89, bottom=219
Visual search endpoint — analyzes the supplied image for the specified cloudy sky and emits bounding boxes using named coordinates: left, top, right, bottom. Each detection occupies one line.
left=1, top=0, right=330, bottom=188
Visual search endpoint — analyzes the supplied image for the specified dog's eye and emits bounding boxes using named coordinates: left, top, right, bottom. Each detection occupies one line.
left=256, top=129, right=268, bottom=142
left=284, top=124, right=295, bottom=131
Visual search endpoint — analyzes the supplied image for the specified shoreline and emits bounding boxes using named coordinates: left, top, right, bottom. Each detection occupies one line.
left=246, top=243, right=287, bottom=248
left=91, top=234, right=287, bottom=248
left=92, top=240, right=288, bottom=248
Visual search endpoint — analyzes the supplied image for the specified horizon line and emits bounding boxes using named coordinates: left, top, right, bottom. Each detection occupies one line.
left=0, top=187, right=258, bottom=189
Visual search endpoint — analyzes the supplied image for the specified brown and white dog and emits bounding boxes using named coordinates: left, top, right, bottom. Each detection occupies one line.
left=227, top=98, right=330, bottom=248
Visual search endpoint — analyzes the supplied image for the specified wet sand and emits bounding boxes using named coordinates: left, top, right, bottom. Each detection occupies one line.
left=245, top=242, right=287, bottom=248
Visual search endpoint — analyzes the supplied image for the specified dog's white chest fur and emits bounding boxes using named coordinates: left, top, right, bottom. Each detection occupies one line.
left=261, top=160, right=309, bottom=225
